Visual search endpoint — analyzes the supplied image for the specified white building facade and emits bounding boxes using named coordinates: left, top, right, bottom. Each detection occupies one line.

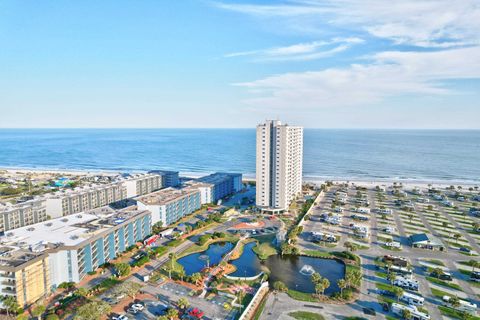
left=256, top=120, right=303, bottom=212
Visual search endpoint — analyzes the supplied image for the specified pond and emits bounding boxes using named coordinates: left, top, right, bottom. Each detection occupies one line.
left=177, top=242, right=234, bottom=275
left=229, top=242, right=263, bottom=277
left=228, top=242, right=345, bottom=294
left=264, top=255, right=345, bottom=294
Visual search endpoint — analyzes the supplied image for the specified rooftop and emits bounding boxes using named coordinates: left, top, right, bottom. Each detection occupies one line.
left=46, top=182, right=124, bottom=199
left=136, top=187, right=199, bottom=205
left=198, top=172, right=241, bottom=185
left=0, top=206, right=149, bottom=267
left=148, top=170, right=179, bottom=175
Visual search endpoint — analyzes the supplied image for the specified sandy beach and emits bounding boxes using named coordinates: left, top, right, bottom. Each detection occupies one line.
left=2, top=167, right=478, bottom=189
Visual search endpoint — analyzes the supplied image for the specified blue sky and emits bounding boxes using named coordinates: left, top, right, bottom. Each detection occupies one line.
left=1, top=0, right=479, bottom=128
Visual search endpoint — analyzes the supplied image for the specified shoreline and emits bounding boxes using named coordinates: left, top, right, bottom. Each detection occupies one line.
left=1, top=166, right=479, bottom=187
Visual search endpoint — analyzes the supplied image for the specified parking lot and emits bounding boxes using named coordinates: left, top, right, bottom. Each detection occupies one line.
left=294, top=182, right=480, bottom=320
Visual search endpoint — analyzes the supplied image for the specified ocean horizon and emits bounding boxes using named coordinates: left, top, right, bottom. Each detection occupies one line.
left=1, top=128, right=479, bottom=184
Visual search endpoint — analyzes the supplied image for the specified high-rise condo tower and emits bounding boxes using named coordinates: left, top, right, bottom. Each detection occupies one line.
left=256, top=120, right=303, bottom=212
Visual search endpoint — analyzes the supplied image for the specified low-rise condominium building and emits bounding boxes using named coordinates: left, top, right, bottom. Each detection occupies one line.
left=0, top=199, right=48, bottom=234
left=136, top=187, right=201, bottom=226
left=148, top=170, right=180, bottom=187
left=119, top=173, right=162, bottom=198
left=45, top=182, right=127, bottom=218
left=197, top=172, right=242, bottom=203
left=0, top=206, right=151, bottom=307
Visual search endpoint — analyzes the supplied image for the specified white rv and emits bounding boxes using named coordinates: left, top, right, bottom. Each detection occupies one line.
left=400, top=291, right=424, bottom=306
left=442, top=296, right=477, bottom=315
left=394, top=276, right=419, bottom=291
left=391, top=303, right=430, bottom=320
left=358, top=207, right=370, bottom=214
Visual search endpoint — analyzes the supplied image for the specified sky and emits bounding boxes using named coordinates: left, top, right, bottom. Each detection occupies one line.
left=0, top=0, right=479, bottom=129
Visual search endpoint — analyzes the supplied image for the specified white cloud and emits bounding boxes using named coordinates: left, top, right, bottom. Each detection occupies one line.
left=234, top=46, right=480, bottom=108
left=224, top=37, right=363, bottom=61
left=215, top=0, right=480, bottom=48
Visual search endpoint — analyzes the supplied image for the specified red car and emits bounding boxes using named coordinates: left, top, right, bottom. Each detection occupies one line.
left=188, top=308, right=204, bottom=319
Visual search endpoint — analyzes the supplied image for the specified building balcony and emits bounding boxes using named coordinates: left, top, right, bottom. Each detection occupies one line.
left=2, top=287, right=16, bottom=294
left=1, top=280, right=15, bottom=286
left=0, top=272, right=16, bottom=278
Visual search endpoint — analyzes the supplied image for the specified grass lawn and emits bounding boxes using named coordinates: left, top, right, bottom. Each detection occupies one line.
left=438, top=306, right=480, bottom=320
left=287, top=289, right=318, bottom=302
left=375, top=282, right=396, bottom=292
left=375, top=271, right=387, bottom=279
left=426, top=259, right=445, bottom=266
left=288, top=311, right=325, bottom=320
left=431, top=287, right=454, bottom=299
left=252, top=242, right=277, bottom=260
left=302, top=250, right=333, bottom=258
left=426, top=276, right=462, bottom=291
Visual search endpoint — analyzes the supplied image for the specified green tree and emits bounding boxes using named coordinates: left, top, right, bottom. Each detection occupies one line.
left=112, top=281, right=142, bottom=300
left=1, top=295, right=19, bottom=317
left=177, top=297, right=189, bottom=309
left=273, top=281, right=287, bottom=292
left=311, top=272, right=322, bottom=284
left=453, top=233, right=461, bottom=243
left=16, top=315, right=28, bottom=320
left=401, top=308, right=411, bottom=320
left=32, top=305, right=46, bottom=320
left=74, top=301, right=111, bottom=320
left=449, top=296, right=461, bottom=308
left=442, top=221, right=449, bottom=232
left=167, top=253, right=177, bottom=279
left=166, top=308, right=178, bottom=320
left=337, top=279, right=347, bottom=296
left=387, top=272, right=396, bottom=284
left=314, top=283, right=323, bottom=295
left=320, top=278, right=330, bottom=296
left=190, top=272, right=202, bottom=285
left=46, top=314, right=60, bottom=320
left=469, top=260, right=480, bottom=272
left=392, top=287, right=404, bottom=302
left=76, top=287, right=88, bottom=297
left=115, top=262, right=131, bottom=277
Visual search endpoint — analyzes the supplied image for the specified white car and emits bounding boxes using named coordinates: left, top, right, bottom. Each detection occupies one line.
left=386, top=241, right=401, bottom=248
left=112, top=315, right=128, bottom=320
left=131, top=304, right=144, bottom=311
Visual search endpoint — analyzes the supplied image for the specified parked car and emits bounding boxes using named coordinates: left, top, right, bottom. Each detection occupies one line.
left=430, top=271, right=452, bottom=281
left=459, top=247, right=473, bottom=255
left=131, top=303, right=144, bottom=311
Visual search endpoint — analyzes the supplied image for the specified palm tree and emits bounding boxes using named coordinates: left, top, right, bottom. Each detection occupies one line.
left=469, top=260, right=480, bottom=272
left=311, top=272, right=322, bottom=285
left=442, top=221, right=449, bottom=232
left=387, top=272, right=396, bottom=284
left=473, top=222, right=480, bottom=232
left=449, top=296, right=461, bottom=309
left=321, top=278, right=330, bottom=296
left=190, top=272, right=202, bottom=285
left=453, top=233, right=461, bottom=243
left=337, top=279, right=347, bottom=296
left=166, top=308, right=178, bottom=320
left=393, top=287, right=404, bottom=302
left=401, top=308, right=411, bottom=320
left=168, top=253, right=177, bottom=279
left=177, top=297, right=189, bottom=309
left=1, top=295, right=18, bottom=317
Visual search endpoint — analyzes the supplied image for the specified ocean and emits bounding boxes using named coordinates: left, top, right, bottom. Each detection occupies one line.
left=0, top=129, right=479, bottom=183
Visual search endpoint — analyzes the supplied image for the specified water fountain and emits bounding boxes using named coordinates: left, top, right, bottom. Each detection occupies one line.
left=299, top=264, right=315, bottom=276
